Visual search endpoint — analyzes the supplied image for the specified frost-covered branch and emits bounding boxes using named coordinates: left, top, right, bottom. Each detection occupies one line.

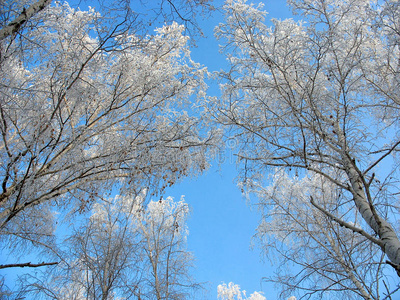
left=310, top=196, right=384, bottom=248
left=212, top=0, right=400, bottom=297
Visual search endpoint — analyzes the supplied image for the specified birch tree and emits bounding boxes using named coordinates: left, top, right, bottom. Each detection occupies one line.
left=0, top=0, right=216, bottom=269
left=17, top=193, right=198, bottom=300
left=136, top=196, right=197, bottom=300
left=251, top=170, right=390, bottom=300
left=211, top=0, right=400, bottom=298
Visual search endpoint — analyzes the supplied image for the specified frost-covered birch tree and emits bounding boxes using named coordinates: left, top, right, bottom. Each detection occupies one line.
left=210, top=0, right=400, bottom=298
left=252, top=171, right=388, bottom=299
left=17, top=193, right=198, bottom=300
left=136, top=196, right=197, bottom=300
left=0, top=0, right=217, bottom=271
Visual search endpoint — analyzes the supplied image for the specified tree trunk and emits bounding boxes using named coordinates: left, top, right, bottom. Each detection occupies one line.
left=345, top=157, right=400, bottom=274
left=0, top=0, right=52, bottom=40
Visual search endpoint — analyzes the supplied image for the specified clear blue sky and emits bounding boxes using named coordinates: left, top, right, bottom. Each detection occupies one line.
left=165, top=1, right=293, bottom=298
left=167, top=163, right=274, bottom=299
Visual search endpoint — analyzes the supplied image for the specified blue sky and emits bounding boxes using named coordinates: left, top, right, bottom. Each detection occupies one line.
left=167, top=163, right=274, bottom=299
left=165, top=1, right=294, bottom=298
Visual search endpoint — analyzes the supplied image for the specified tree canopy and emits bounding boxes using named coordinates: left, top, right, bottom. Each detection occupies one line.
left=0, top=0, right=215, bottom=298
left=2, top=0, right=400, bottom=299
left=209, top=0, right=400, bottom=298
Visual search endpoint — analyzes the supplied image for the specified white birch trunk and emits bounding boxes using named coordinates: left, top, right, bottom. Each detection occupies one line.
left=0, top=0, right=51, bottom=40
left=345, top=159, right=400, bottom=269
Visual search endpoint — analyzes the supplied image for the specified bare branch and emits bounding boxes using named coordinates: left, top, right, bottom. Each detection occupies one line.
left=0, top=261, right=58, bottom=269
